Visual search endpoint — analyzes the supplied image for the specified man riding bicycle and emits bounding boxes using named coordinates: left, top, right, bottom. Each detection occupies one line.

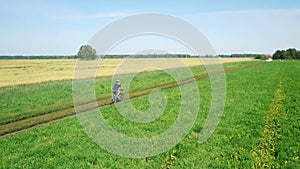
left=112, top=80, right=122, bottom=103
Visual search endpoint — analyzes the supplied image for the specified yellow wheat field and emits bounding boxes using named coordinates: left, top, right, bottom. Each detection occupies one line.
left=0, top=58, right=254, bottom=88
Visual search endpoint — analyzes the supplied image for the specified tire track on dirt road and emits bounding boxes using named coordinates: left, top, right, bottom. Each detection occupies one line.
left=0, top=62, right=265, bottom=138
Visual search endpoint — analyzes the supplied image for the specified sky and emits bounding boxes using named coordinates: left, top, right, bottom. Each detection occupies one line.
left=1, top=0, right=300, bottom=55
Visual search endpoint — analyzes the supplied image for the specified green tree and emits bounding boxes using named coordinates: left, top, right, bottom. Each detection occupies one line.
left=273, top=48, right=300, bottom=60
left=286, top=48, right=297, bottom=59
left=273, top=50, right=286, bottom=60
left=297, top=51, right=300, bottom=59
left=77, top=45, right=97, bottom=60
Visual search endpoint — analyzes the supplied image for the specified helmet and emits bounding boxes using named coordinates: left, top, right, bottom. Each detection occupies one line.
left=116, top=80, right=120, bottom=83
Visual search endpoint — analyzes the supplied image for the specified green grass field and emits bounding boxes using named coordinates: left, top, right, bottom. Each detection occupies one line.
left=0, top=60, right=299, bottom=168
left=0, top=61, right=251, bottom=125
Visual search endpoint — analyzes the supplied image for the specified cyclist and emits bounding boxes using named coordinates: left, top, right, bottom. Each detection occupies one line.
left=112, top=80, right=122, bottom=103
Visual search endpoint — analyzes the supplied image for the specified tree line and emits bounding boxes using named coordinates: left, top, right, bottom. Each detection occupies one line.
left=272, top=48, right=300, bottom=60
left=1, top=45, right=299, bottom=60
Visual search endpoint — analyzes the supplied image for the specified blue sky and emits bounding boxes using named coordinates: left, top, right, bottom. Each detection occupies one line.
left=1, top=0, right=300, bottom=55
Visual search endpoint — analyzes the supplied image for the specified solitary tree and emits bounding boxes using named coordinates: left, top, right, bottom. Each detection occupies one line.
left=77, top=45, right=97, bottom=60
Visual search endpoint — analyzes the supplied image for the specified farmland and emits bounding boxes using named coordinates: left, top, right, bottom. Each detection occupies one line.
left=0, top=58, right=253, bottom=88
left=0, top=59, right=299, bottom=168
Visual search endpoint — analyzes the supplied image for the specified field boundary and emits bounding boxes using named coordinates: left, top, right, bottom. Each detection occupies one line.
left=0, top=62, right=264, bottom=138
left=0, top=58, right=255, bottom=88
